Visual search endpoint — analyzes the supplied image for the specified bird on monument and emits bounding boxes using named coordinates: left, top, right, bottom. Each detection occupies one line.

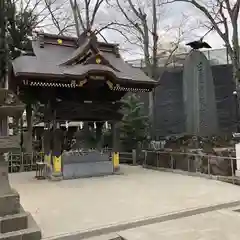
left=186, top=37, right=211, bottom=50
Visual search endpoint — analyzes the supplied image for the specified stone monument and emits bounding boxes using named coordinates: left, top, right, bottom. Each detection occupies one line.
left=0, top=88, right=41, bottom=239
left=183, top=50, right=218, bottom=136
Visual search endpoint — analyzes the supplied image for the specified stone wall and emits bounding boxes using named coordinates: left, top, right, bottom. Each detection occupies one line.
left=138, top=64, right=236, bottom=137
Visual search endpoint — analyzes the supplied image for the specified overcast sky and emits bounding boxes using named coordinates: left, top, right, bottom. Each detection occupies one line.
left=33, top=0, right=238, bottom=60
left=98, top=0, right=228, bottom=60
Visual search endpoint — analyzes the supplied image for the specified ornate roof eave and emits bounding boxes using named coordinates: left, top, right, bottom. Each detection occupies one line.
left=13, top=71, right=65, bottom=79
left=59, top=40, right=93, bottom=66
left=35, top=31, right=119, bottom=49
left=13, top=70, right=156, bottom=86
left=84, top=52, right=121, bottom=72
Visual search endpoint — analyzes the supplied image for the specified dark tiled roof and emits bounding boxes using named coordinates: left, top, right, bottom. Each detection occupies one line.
left=12, top=31, right=156, bottom=85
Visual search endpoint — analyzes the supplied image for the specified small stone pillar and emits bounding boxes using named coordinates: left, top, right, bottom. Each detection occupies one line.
left=235, top=143, right=240, bottom=177
left=112, top=121, right=120, bottom=172
left=52, top=122, right=63, bottom=180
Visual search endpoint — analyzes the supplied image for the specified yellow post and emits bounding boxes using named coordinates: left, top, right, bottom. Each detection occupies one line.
left=53, top=155, right=62, bottom=173
left=113, top=152, right=120, bottom=172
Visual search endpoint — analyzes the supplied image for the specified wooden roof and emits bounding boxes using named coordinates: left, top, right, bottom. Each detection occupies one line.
left=11, top=31, right=156, bottom=87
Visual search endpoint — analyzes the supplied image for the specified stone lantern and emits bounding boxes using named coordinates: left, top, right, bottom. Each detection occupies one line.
left=0, top=88, right=41, bottom=239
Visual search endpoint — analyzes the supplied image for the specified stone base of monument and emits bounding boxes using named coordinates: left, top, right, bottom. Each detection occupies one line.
left=0, top=190, right=41, bottom=240
left=235, top=170, right=240, bottom=177
left=0, top=189, right=20, bottom=217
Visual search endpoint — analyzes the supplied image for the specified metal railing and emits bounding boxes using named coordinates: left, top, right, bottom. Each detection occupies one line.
left=119, top=150, right=137, bottom=165
left=7, top=152, right=44, bottom=173
left=143, top=150, right=238, bottom=184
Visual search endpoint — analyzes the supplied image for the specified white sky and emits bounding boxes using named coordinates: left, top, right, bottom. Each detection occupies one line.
left=30, top=0, right=238, bottom=60
left=99, top=0, right=229, bottom=60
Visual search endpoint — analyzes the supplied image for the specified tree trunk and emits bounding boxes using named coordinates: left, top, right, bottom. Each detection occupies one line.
left=232, top=21, right=240, bottom=88
left=70, top=0, right=81, bottom=38
left=26, top=104, right=32, bottom=153
left=152, top=0, right=158, bottom=79
left=0, top=0, right=6, bottom=84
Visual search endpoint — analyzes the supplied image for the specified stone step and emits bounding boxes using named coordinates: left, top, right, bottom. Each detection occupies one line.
left=0, top=209, right=41, bottom=240
left=0, top=190, right=20, bottom=217
left=0, top=226, right=41, bottom=240
left=0, top=211, right=28, bottom=233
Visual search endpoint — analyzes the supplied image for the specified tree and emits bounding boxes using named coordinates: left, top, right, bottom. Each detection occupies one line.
left=107, top=0, right=189, bottom=78
left=6, top=0, right=52, bottom=152
left=6, top=1, right=38, bottom=60
left=120, top=94, right=150, bottom=151
left=106, top=0, right=191, bottom=139
left=171, top=0, right=240, bottom=87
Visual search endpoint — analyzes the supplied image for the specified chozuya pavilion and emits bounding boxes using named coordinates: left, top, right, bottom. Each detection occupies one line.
left=9, top=30, right=156, bottom=180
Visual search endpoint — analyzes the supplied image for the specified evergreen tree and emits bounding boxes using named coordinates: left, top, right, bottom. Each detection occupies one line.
left=6, top=0, right=37, bottom=60
left=6, top=1, right=39, bottom=151
left=120, top=94, right=150, bottom=151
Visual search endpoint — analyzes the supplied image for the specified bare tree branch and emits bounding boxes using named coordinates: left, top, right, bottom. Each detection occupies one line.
left=69, top=0, right=82, bottom=37
left=90, top=0, right=105, bottom=28
left=167, top=0, right=239, bottom=86
left=44, top=0, right=63, bottom=34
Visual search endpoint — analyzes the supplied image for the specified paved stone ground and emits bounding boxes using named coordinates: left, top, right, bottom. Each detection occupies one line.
left=119, top=208, right=240, bottom=240
left=9, top=165, right=240, bottom=239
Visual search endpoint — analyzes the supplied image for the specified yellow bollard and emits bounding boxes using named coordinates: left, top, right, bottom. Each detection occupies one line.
left=53, top=155, right=62, bottom=173
left=113, top=152, right=120, bottom=172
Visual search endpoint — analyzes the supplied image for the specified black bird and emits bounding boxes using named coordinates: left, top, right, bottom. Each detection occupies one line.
left=186, top=38, right=211, bottom=50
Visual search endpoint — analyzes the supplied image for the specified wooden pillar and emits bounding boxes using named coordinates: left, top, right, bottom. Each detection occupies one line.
left=112, top=121, right=120, bottom=172
left=43, top=123, right=51, bottom=167
left=96, top=122, right=104, bottom=150
left=43, top=102, right=52, bottom=170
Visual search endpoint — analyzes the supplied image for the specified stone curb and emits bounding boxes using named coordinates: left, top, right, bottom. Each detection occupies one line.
left=143, top=165, right=240, bottom=185
left=43, top=200, right=240, bottom=240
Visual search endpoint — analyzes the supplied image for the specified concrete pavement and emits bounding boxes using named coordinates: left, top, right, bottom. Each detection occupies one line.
left=9, top=165, right=240, bottom=239
left=119, top=207, right=240, bottom=240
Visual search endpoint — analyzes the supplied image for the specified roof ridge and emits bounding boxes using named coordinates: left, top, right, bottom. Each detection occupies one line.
left=34, top=31, right=119, bottom=48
